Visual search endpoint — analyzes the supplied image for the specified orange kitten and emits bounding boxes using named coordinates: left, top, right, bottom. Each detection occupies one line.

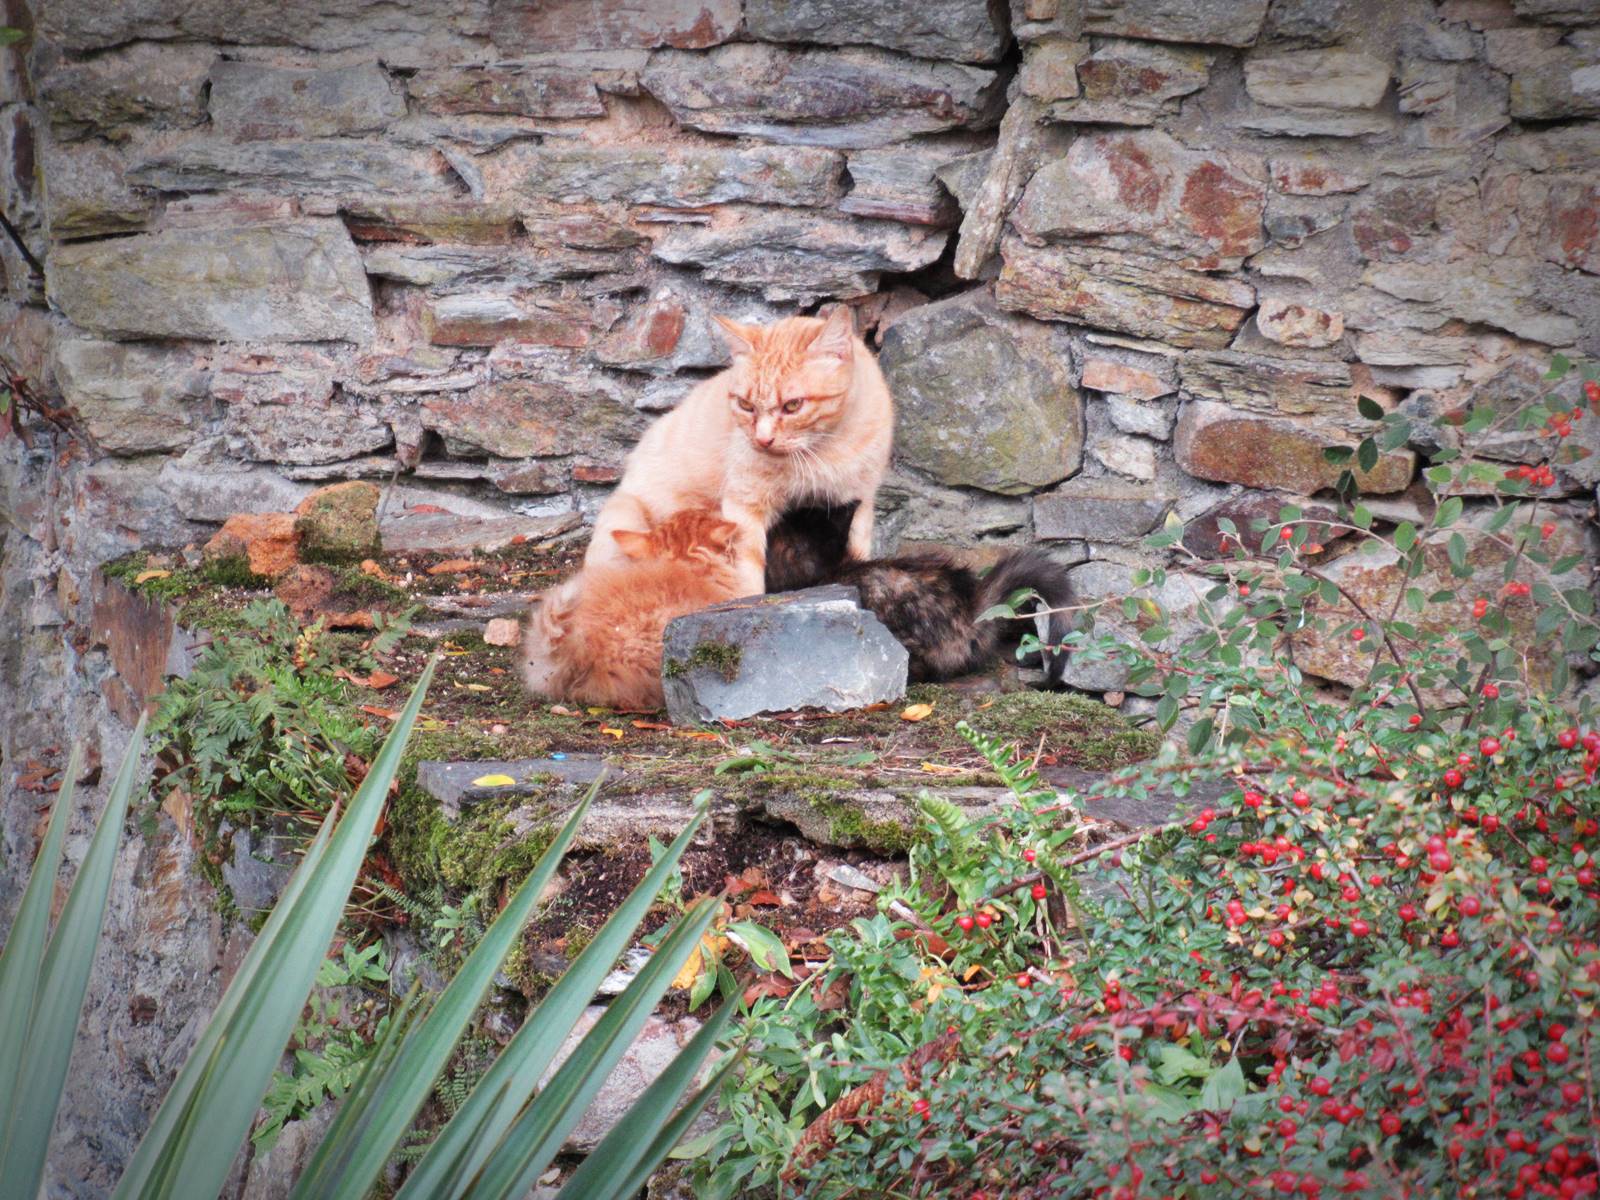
left=521, top=510, right=745, bottom=711
left=584, top=305, right=894, bottom=596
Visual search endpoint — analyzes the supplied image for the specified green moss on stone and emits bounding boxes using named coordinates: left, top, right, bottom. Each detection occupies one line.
left=662, top=639, right=743, bottom=682
left=965, top=691, right=1158, bottom=769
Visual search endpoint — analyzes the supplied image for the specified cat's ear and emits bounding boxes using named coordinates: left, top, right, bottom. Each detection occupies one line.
left=712, top=314, right=757, bottom=357
left=810, top=304, right=855, bottom=362
left=611, top=529, right=653, bottom=559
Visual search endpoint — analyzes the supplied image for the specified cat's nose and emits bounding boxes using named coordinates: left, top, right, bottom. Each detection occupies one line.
left=757, top=434, right=776, bottom=448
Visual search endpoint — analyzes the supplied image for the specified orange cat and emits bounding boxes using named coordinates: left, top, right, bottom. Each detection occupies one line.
left=584, top=306, right=894, bottom=597
left=520, top=510, right=745, bottom=710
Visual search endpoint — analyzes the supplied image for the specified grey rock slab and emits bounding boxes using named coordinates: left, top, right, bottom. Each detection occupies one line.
left=490, top=0, right=740, bottom=52
left=408, top=61, right=621, bottom=118
left=1081, top=0, right=1269, bottom=46
left=662, top=585, right=909, bottom=724
left=380, top=509, right=581, bottom=555
left=128, top=138, right=457, bottom=196
left=157, top=455, right=312, bottom=523
left=47, top=219, right=376, bottom=343
left=651, top=211, right=947, bottom=303
left=514, top=143, right=842, bottom=209
left=416, top=755, right=608, bottom=819
left=839, top=143, right=971, bottom=226
left=53, top=336, right=210, bottom=455
left=1244, top=50, right=1392, bottom=110
left=641, top=44, right=1005, bottom=149
left=38, top=139, right=155, bottom=238
left=1033, top=478, right=1170, bottom=542
left=1057, top=561, right=1234, bottom=690
left=1015, top=129, right=1266, bottom=268
left=208, top=61, right=406, bottom=139
left=36, top=0, right=493, bottom=61
left=220, top=823, right=298, bottom=916
left=745, top=0, right=1010, bottom=64
left=880, top=288, right=1084, bottom=495
left=35, top=41, right=212, bottom=140
left=1045, top=38, right=1212, bottom=125
left=761, top=784, right=1009, bottom=848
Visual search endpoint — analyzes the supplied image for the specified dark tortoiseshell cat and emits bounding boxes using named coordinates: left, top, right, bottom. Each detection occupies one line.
left=765, top=502, right=1074, bottom=684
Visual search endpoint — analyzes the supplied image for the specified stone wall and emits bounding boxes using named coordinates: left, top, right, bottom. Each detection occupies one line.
left=1, top=1, right=1598, bottom=1191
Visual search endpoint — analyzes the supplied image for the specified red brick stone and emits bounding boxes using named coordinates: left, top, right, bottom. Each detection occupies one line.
left=204, top=512, right=301, bottom=577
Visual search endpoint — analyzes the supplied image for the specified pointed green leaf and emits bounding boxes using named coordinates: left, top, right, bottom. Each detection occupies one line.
left=291, top=777, right=603, bottom=1200
left=115, top=661, right=437, bottom=1200
left=557, top=1001, right=744, bottom=1200
left=397, top=797, right=712, bottom=1200
left=461, top=897, right=724, bottom=1200
left=0, top=745, right=82, bottom=1186
left=6, top=733, right=145, bottom=1199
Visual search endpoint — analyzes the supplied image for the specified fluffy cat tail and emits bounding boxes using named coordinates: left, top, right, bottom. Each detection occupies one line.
left=978, top=548, right=1076, bottom=686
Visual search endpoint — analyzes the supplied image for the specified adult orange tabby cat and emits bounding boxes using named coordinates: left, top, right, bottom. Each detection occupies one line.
left=585, top=305, right=894, bottom=596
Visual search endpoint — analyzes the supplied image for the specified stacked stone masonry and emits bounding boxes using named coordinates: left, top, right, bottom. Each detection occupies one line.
left=1, top=2, right=1599, bottom=1190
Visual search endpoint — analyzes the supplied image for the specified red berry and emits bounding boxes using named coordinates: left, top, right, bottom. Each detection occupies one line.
left=1559, top=728, right=1580, bottom=750
left=1483, top=814, right=1500, bottom=833
left=1480, top=737, right=1501, bottom=756
left=1277, top=1118, right=1298, bottom=1138
left=1482, top=683, right=1500, bottom=699
left=1244, top=790, right=1264, bottom=809
left=1443, top=769, right=1464, bottom=790
left=1350, top=626, right=1366, bottom=642
left=1015, top=972, right=1032, bottom=989
left=1268, top=930, right=1285, bottom=948
left=1561, top=1082, right=1583, bottom=1105
left=1541, top=522, right=1556, bottom=540
left=1381, top=1113, right=1402, bottom=1137
left=975, top=912, right=993, bottom=929
left=1577, top=866, right=1595, bottom=887
left=1473, top=597, right=1489, bottom=619
left=1293, top=790, right=1311, bottom=809
left=1031, top=882, right=1048, bottom=901
left=1459, top=896, right=1481, bottom=917
left=1547, top=1042, right=1570, bottom=1066
left=956, top=914, right=975, bottom=932
left=1530, top=856, right=1548, bottom=873
left=1022, top=847, right=1037, bottom=863
left=1280, top=526, right=1295, bottom=540
left=1350, top=919, right=1371, bottom=938
left=1408, top=713, right=1422, bottom=727
left=1399, top=903, right=1417, bottom=922
left=1441, top=929, right=1460, bottom=948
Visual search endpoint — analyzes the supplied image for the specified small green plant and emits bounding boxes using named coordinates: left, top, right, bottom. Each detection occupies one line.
left=149, top=599, right=408, bottom=847
left=255, top=943, right=392, bottom=1151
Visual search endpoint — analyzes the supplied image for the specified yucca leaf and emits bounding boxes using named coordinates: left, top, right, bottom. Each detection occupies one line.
left=6, top=733, right=145, bottom=1198
left=0, top=744, right=82, bottom=1189
left=556, top=996, right=743, bottom=1200
left=397, top=795, right=711, bottom=1200
left=290, top=776, right=603, bottom=1200
left=462, top=895, right=723, bottom=1200
left=114, top=660, right=436, bottom=1200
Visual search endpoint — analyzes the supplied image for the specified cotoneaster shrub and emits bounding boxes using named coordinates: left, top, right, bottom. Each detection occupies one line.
left=692, top=359, right=1600, bottom=1198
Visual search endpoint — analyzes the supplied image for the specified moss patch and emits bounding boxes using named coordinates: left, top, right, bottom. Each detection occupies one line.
left=662, top=639, right=743, bottom=682
left=964, top=691, right=1159, bottom=770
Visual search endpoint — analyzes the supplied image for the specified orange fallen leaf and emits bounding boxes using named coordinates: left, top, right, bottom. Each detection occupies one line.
left=748, top=890, right=783, bottom=907
left=632, top=719, right=672, bottom=730
left=674, top=729, right=722, bottom=742
left=367, top=670, right=399, bottom=690
left=427, top=558, right=479, bottom=576
left=361, top=705, right=400, bottom=720
left=900, top=702, right=935, bottom=722
left=133, top=569, right=171, bottom=584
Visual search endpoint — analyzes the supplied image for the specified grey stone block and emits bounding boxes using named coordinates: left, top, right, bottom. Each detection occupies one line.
left=662, top=586, right=908, bottom=724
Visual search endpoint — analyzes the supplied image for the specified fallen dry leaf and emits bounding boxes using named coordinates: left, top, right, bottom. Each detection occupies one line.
left=631, top=719, right=672, bottom=731
left=454, top=681, right=492, bottom=693
left=900, top=702, right=935, bottom=722
left=548, top=704, right=578, bottom=716
left=921, top=762, right=965, bottom=776
left=359, top=559, right=390, bottom=581
left=600, top=726, right=625, bottom=739
left=161, top=787, right=194, bottom=840
left=675, top=729, right=722, bottom=742
left=743, top=977, right=795, bottom=1005
left=471, top=773, right=517, bottom=788
left=324, top=610, right=375, bottom=630
left=361, top=705, right=400, bottom=721
left=483, top=617, right=520, bottom=646
left=133, top=569, right=171, bottom=584
left=748, top=890, right=784, bottom=907
left=367, top=670, right=399, bottom=690
left=427, top=558, right=479, bottom=576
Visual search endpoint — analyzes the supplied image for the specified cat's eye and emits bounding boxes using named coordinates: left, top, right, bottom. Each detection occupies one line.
left=735, top=397, right=754, bottom=412
left=781, top=398, right=804, bottom=414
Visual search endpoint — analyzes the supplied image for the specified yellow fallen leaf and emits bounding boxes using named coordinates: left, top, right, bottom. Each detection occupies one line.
left=471, top=774, right=517, bottom=787
left=459, top=682, right=492, bottom=692
left=600, top=726, right=625, bottom=740
left=900, top=702, right=935, bottom=722
left=133, top=569, right=171, bottom=584
left=586, top=707, right=609, bottom=716
left=672, top=944, right=703, bottom=990
left=921, top=762, right=964, bottom=775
